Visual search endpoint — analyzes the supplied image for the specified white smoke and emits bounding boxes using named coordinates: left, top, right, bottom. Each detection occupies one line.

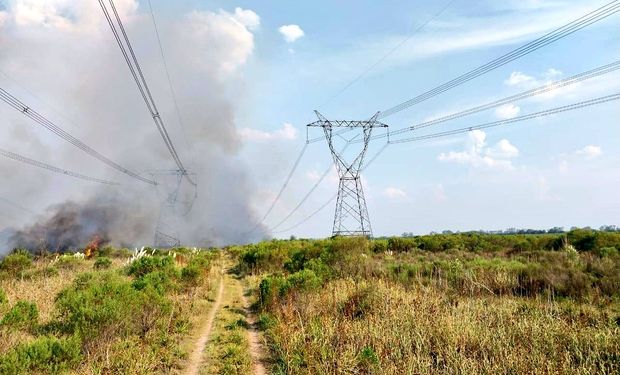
left=0, top=0, right=268, bottom=253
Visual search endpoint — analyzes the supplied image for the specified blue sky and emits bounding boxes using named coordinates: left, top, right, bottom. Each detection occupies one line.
left=0, top=0, right=618, bottom=244
left=222, top=0, right=620, bottom=238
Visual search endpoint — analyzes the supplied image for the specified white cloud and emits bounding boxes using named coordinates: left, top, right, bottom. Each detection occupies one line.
left=575, top=145, right=602, bottom=159
left=487, top=139, right=520, bottom=158
left=239, top=122, right=298, bottom=142
left=186, top=8, right=259, bottom=75
left=438, top=130, right=519, bottom=170
left=232, top=7, right=260, bottom=30
left=494, top=103, right=521, bottom=119
left=382, top=187, right=407, bottom=199
left=504, top=71, right=534, bottom=86
left=278, top=24, right=304, bottom=43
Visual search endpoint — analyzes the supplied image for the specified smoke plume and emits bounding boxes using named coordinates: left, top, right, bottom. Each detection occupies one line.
left=0, top=1, right=269, bottom=254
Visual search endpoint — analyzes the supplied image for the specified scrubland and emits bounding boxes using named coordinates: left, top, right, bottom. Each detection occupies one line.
left=231, top=229, right=620, bottom=374
left=0, top=247, right=220, bottom=374
left=1, top=228, right=619, bottom=374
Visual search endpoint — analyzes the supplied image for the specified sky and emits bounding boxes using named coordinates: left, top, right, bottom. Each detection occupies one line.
left=0, top=0, right=619, bottom=245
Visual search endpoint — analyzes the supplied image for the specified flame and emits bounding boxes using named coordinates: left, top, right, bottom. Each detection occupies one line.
left=84, top=235, right=102, bottom=258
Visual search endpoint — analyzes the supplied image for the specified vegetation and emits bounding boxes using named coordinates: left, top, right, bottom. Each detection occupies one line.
left=0, top=247, right=219, bottom=374
left=232, top=229, right=620, bottom=374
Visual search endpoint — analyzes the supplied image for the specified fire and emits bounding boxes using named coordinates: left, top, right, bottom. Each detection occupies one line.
left=84, top=235, right=102, bottom=258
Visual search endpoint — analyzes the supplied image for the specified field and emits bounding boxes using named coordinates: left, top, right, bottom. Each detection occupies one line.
left=0, top=228, right=619, bottom=374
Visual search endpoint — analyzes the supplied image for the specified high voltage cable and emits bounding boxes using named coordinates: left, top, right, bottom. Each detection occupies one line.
left=356, top=59, right=620, bottom=143
left=390, top=93, right=620, bottom=144
left=0, top=88, right=157, bottom=185
left=378, top=0, right=620, bottom=119
left=319, top=0, right=458, bottom=109
left=274, top=92, right=620, bottom=234
left=146, top=0, right=196, bottom=167
left=268, top=140, right=357, bottom=231
left=0, top=148, right=120, bottom=185
left=98, top=0, right=195, bottom=185
left=245, top=143, right=309, bottom=234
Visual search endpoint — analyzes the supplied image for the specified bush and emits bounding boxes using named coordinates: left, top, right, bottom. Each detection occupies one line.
left=0, top=335, right=81, bottom=374
left=259, top=275, right=290, bottom=309
left=93, top=257, right=112, bottom=270
left=287, top=269, right=322, bottom=291
left=55, top=254, right=82, bottom=270
left=132, top=270, right=175, bottom=295
left=595, top=247, right=618, bottom=258
left=180, top=264, right=202, bottom=287
left=54, top=272, right=171, bottom=348
left=127, top=255, right=175, bottom=278
left=0, top=288, right=7, bottom=306
left=0, top=250, right=32, bottom=278
left=1, top=300, right=38, bottom=330
left=23, top=266, right=59, bottom=280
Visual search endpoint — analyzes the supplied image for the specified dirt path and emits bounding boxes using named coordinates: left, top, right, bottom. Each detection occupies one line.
left=184, top=275, right=225, bottom=375
left=240, top=286, right=267, bottom=375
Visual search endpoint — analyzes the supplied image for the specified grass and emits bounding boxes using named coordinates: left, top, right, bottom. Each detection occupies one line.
left=0, top=247, right=220, bottom=374
left=233, top=233, right=620, bottom=374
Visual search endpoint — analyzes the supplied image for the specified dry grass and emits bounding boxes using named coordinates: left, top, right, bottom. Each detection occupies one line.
left=264, top=278, right=620, bottom=374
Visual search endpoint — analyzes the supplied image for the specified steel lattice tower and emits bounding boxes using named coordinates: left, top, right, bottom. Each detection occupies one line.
left=150, top=170, right=197, bottom=248
left=308, top=111, right=388, bottom=237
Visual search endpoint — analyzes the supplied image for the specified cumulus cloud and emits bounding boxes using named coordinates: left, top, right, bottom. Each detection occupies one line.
left=239, top=123, right=298, bottom=142
left=494, top=103, right=521, bottom=119
left=504, top=71, right=534, bottom=86
left=185, top=8, right=259, bottom=76
left=278, top=24, right=304, bottom=42
left=438, top=130, right=519, bottom=170
left=382, top=187, right=407, bottom=199
left=575, top=145, right=602, bottom=159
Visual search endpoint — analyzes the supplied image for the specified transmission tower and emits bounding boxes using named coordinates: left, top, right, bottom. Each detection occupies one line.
left=307, top=111, right=388, bottom=237
left=150, top=170, right=197, bottom=248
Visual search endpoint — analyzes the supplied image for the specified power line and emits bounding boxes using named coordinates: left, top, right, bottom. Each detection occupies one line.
left=358, top=59, right=620, bottom=143
left=146, top=0, right=195, bottom=167
left=0, top=87, right=157, bottom=185
left=273, top=92, right=620, bottom=234
left=319, top=0, right=458, bottom=109
left=390, top=92, right=620, bottom=144
left=98, top=0, right=195, bottom=185
left=378, top=0, right=620, bottom=119
left=0, top=148, right=120, bottom=185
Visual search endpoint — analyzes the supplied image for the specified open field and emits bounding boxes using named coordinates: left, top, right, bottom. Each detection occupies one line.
left=1, top=228, right=619, bottom=374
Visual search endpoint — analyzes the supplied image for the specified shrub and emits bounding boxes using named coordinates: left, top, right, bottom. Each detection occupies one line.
left=180, top=264, right=202, bottom=287
left=127, top=255, right=175, bottom=278
left=287, top=269, right=322, bottom=291
left=0, top=335, right=81, bottom=374
left=340, top=285, right=378, bottom=320
left=55, top=254, right=82, bottom=270
left=0, top=288, right=7, bottom=306
left=54, top=271, right=171, bottom=348
left=0, top=250, right=32, bottom=278
left=1, top=300, right=38, bottom=330
left=132, top=270, right=175, bottom=295
left=259, top=275, right=290, bottom=309
left=595, top=247, right=618, bottom=258
left=22, top=266, right=59, bottom=280
left=93, top=257, right=112, bottom=270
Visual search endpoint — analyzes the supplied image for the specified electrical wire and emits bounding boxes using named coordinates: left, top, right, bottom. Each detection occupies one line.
left=357, top=59, right=620, bottom=143
left=0, top=148, right=120, bottom=185
left=0, top=87, right=157, bottom=185
left=390, top=92, right=620, bottom=144
left=318, top=0, right=459, bottom=109
left=378, top=0, right=620, bottom=119
left=98, top=0, right=195, bottom=185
